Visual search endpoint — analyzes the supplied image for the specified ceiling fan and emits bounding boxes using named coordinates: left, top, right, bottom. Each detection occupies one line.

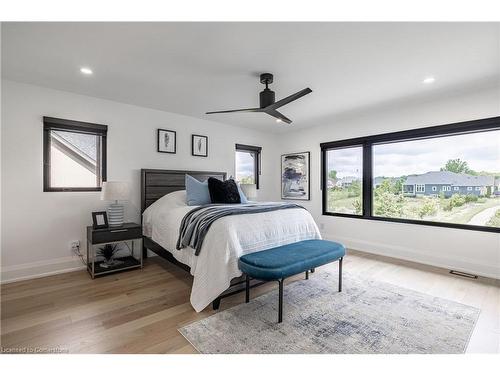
left=206, top=73, right=312, bottom=124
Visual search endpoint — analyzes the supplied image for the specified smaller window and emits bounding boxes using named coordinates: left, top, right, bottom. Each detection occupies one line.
left=454, top=186, right=459, bottom=191
left=432, top=186, right=437, bottom=191
left=475, top=187, right=481, bottom=191
left=235, top=144, right=262, bottom=189
left=467, top=186, right=473, bottom=191
left=43, top=117, right=107, bottom=192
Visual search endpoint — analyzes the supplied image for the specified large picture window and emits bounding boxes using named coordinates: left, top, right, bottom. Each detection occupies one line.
left=43, top=117, right=107, bottom=192
left=321, top=117, right=500, bottom=232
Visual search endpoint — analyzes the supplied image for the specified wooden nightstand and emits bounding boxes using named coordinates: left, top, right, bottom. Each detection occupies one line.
left=86, top=222, right=143, bottom=279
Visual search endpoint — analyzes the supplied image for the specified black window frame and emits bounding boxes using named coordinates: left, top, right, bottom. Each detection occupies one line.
left=235, top=143, right=262, bottom=189
left=43, top=116, right=108, bottom=192
left=321, top=116, right=500, bottom=233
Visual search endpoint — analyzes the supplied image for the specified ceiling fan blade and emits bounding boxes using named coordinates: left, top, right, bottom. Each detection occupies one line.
left=265, top=109, right=292, bottom=124
left=269, top=88, right=312, bottom=110
left=206, top=108, right=262, bottom=114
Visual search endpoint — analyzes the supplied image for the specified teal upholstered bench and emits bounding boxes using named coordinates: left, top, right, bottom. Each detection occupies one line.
left=238, top=239, right=345, bottom=323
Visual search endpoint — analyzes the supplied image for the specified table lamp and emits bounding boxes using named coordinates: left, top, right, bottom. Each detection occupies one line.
left=101, top=181, right=129, bottom=227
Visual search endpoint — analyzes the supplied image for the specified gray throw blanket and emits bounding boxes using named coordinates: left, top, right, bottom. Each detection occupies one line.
left=176, top=202, right=305, bottom=255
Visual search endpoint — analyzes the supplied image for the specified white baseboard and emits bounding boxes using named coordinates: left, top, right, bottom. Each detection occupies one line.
left=1, top=252, right=157, bottom=284
left=2, top=236, right=497, bottom=283
left=1, top=256, right=86, bottom=284
left=322, top=232, right=500, bottom=280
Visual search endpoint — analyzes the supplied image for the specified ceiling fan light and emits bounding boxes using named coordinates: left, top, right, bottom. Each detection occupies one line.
left=80, top=67, right=93, bottom=75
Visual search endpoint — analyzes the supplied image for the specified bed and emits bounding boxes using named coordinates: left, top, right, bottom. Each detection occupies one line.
left=141, top=169, right=321, bottom=312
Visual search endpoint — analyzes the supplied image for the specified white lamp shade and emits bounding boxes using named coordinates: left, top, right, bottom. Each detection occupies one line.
left=240, top=184, right=257, bottom=200
left=101, top=181, right=129, bottom=201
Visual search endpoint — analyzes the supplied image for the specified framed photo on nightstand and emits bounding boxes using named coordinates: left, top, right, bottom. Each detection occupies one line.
left=92, top=211, right=109, bottom=229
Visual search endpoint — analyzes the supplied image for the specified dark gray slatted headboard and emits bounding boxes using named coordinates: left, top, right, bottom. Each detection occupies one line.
left=141, top=169, right=227, bottom=213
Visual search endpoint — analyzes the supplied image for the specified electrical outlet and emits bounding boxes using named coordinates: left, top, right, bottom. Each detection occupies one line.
left=70, top=240, right=80, bottom=254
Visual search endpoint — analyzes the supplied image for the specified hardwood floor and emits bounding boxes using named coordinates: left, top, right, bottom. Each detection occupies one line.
left=1, top=250, right=499, bottom=353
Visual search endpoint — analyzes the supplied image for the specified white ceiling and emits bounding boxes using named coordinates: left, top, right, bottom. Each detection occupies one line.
left=2, top=22, right=499, bottom=132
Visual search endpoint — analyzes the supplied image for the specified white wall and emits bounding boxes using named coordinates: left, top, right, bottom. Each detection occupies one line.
left=279, top=86, right=500, bottom=278
left=0, top=80, right=281, bottom=282
left=2, top=79, right=499, bottom=283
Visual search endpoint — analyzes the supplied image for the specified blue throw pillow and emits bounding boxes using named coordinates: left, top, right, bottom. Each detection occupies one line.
left=237, top=183, right=248, bottom=203
left=185, top=174, right=211, bottom=206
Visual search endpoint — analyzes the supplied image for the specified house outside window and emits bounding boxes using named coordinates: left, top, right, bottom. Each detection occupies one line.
left=454, top=186, right=459, bottom=191
left=467, top=186, right=473, bottom=191
left=432, top=186, right=437, bottom=191
left=475, top=187, right=481, bottom=191
left=43, top=117, right=107, bottom=192
left=416, top=184, right=425, bottom=193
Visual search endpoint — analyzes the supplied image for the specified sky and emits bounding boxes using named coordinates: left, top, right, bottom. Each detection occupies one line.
left=328, top=130, right=500, bottom=178
left=236, top=150, right=255, bottom=179
left=328, top=146, right=363, bottom=178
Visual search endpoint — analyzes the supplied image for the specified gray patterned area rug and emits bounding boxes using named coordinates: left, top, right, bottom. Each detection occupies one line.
left=179, top=272, right=480, bottom=354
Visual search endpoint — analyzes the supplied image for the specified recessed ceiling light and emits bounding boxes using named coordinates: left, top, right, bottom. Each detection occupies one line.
left=276, top=119, right=282, bottom=123
left=80, top=67, right=93, bottom=75
left=423, top=76, right=435, bottom=84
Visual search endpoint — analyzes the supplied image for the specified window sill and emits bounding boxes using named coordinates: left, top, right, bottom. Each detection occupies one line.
left=322, top=211, right=500, bottom=233
left=44, top=187, right=102, bottom=192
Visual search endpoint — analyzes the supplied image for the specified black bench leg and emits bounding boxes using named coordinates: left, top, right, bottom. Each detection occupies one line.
left=245, top=274, right=250, bottom=303
left=310, top=268, right=315, bottom=273
left=212, top=297, right=221, bottom=310
left=278, top=279, right=284, bottom=323
left=339, top=257, right=343, bottom=292
left=305, top=270, right=309, bottom=280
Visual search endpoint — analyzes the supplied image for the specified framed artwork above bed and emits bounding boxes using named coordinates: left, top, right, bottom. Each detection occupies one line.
left=157, top=129, right=176, bottom=154
left=192, top=134, right=208, bottom=157
left=281, top=151, right=310, bottom=200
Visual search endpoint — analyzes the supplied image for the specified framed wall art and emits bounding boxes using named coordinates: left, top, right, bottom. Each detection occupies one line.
left=281, top=151, right=310, bottom=200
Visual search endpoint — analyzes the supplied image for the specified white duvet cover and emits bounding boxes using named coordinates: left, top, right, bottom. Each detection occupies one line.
left=143, top=190, right=321, bottom=312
